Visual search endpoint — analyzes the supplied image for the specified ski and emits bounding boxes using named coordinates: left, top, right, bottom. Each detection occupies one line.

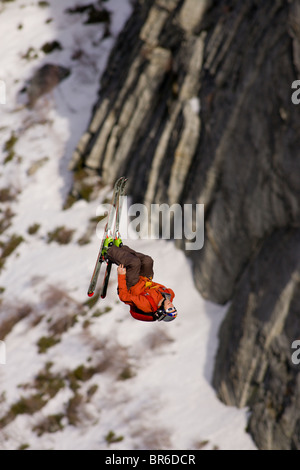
left=100, top=260, right=112, bottom=299
left=87, top=177, right=125, bottom=297
left=100, top=177, right=127, bottom=299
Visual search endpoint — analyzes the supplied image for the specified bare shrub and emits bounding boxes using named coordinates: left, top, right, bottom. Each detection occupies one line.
left=78, top=331, right=133, bottom=381
left=193, top=439, right=210, bottom=449
left=0, top=394, right=46, bottom=429
left=143, top=330, right=174, bottom=350
left=0, top=303, right=32, bottom=339
left=40, top=286, right=84, bottom=342
left=33, top=413, right=64, bottom=436
left=90, top=336, right=131, bottom=378
left=47, top=226, right=74, bottom=244
left=0, top=207, right=15, bottom=235
left=43, top=285, right=67, bottom=308
left=105, top=430, right=124, bottom=445
left=19, top=362, right=65, bottom=400
left=0, top=234, right=24, bottom=271
left=66, top=393, right=83, bottom=426
left=37, top=335, right=60, bottom=354
left=131, top=425, right=171, bottom=450
left=43, top=285, right=83, bottom=312
left=49, top=314, right=78, bottom=336
left=118, top=366, right=135, bottom=381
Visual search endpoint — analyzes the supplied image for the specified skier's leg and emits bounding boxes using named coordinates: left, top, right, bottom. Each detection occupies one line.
left=117, top=246, right=154, bottom=279
left=106, top=245, right=141, bottom=288
left=138, top=254, right=153, bottom=278
left=118, top=245, right=154, bottom=284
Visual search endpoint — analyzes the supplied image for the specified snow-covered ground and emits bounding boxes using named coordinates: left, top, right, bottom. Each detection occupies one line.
left=0, top=0, right=256, bottom=450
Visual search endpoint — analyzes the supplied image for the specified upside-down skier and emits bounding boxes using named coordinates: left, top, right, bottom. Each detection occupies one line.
left=102, top=235, right=178, bottom=322
left=87, top=177, right=177, bottom=322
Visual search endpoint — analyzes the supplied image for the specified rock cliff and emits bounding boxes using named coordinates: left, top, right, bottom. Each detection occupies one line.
left=69, top=0, right=300, bottom=449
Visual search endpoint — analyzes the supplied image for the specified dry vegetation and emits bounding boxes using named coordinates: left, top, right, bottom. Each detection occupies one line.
left=47, top=226, right=75, bottom=244
left=0, top=284, right=138, bottom=442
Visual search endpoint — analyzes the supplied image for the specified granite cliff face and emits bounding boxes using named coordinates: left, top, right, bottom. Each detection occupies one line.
left=69, top=0, right=300, bottom=449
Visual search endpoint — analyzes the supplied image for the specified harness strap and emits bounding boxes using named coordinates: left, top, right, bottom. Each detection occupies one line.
left=140, top=292, right=158, bottom=312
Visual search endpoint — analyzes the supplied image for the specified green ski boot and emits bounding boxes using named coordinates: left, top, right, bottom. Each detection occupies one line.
left=113, top=232, right=123, bottom=247
left=101, top=234, right=113, bottom=259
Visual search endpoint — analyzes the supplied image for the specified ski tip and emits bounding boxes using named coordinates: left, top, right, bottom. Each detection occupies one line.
left=87, top=292, right=94, bottom=297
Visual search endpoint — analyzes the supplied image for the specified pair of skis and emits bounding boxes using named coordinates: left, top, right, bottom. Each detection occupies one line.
left=87, top=176, right=127, bottom=299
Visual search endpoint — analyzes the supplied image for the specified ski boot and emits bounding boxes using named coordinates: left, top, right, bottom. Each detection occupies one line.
left=113, top=231, right=123, bottom=247
left=101, top=234, right=113, bottom=259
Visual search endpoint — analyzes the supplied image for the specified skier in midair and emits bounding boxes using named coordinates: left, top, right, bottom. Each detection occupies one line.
left=102, top=235, right=178, bottom=322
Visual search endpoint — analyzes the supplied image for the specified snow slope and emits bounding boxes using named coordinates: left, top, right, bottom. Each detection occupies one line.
left=0, top=0, right=256, bottom=450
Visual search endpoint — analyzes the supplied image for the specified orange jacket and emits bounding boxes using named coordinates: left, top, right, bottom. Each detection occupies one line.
left=118, top=274, right=175, bottom=321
